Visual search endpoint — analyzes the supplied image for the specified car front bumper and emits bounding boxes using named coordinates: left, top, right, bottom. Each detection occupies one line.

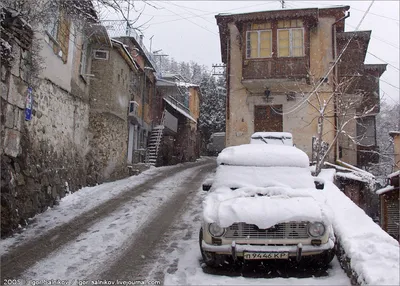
left=202, top=238, right=335, bottom=259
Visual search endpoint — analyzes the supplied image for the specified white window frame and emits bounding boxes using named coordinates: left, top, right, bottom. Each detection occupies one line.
left=246, top=29, right=272, bottom=59
left=277, top=28, right=304, bottom=58
left=93, top=50, right=109, bottom=60
left=80, top=40, right=88, bottom=76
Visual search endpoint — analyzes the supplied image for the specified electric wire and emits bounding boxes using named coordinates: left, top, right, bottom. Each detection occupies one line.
left=366, top=52, right=399, bottom=72
left=270, top=0, right=376, bottom=116
left=346, top=23, right=399, bottom=50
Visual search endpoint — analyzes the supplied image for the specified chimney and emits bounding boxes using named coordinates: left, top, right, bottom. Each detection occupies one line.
left=139, top=35, right=144, bottom=46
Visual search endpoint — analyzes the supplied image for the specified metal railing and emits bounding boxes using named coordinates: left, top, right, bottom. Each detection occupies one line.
left=101, top=20, right=159, bottom=72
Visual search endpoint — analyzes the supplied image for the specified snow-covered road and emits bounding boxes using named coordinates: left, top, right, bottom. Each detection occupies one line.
left=1, top=158, right=351, bottom=285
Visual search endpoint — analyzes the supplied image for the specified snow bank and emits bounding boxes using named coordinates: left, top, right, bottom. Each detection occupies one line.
left=213, top=165, right=315, bottom=189
left=318, top=169, right=399, bottom=285
left=217, top=144, right=309, bottom=168
left=203, top=186, right=332, bottom=228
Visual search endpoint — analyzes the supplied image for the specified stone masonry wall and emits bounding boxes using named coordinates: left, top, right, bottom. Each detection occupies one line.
left=86, top=111, right=129, bottom=185
left=1, top=45, right=90, bottom=237
left=86, top=45, right=131, bottom=185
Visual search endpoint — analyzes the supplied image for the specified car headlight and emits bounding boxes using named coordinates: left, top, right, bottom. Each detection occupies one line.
left=208, top=223, right=225, bottom=237
left=307, top=222, right=325, bottom=237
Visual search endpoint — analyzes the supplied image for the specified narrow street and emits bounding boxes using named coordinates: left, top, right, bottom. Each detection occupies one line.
left=1, top=158, right=350, bottom=285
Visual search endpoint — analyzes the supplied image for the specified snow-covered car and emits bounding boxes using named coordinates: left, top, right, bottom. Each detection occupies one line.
left=250, top=132, right=293, bottom=146
left=199, top=144, right=335, bottom=267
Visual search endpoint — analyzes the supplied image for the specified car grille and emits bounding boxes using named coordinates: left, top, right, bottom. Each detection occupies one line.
left=223, top=222, right=309, bottom=239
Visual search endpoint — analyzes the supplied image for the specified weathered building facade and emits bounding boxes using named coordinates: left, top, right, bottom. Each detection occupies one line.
left=153, top=74, right=201, bottom=166
left=86, top=36, right=140, bottom=184
left=1, top=3, right=96, bottom=236
left=216, top=6, right=386, bottom=170
left=114, top=34, right=158, bottom=165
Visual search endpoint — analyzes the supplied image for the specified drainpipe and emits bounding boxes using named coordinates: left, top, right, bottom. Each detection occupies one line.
left=331, top=12, right=350, bottom=162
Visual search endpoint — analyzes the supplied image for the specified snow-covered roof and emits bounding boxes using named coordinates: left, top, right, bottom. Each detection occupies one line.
left=163, top=98, right=196, bottom=123
left=325, top=161, right=375, bottom=190
left=335, top=172, right=369, bottom=183
left=389, top=131, right=400, bottom=137
left=388, top=170, right=400, bottom=179
left=210, top=132, right=225, bottom=138
left=175, top=81, right=199, bottom=88
left=111, top=39, right=138, bottom=71
left=376, top=185, right=396, bottom=195
left=217, top=144, right=310, bottom=168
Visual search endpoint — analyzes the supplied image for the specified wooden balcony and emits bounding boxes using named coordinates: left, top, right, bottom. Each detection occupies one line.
left=242, top=57, right=309, bottom=80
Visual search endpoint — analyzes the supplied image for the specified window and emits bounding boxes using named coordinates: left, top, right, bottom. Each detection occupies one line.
left=93, top=50, right=109, bottom=60
left=45, top=8, right=59, bottom=39
left=246, top=23, right=272, bottom=58
left=277, top=19, right=304, bottom=57
left=80, top=40, right=88, bottom=76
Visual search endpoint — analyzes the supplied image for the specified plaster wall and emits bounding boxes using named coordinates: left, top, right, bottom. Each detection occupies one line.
left=226, top=20, right=336, bottom=161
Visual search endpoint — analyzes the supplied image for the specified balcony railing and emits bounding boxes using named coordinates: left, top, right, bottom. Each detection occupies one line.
left=101, top=20, right=159, bottom=73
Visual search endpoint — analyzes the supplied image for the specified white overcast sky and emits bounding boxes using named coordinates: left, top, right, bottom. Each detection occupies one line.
left=101, top=0, right=399, bottom=105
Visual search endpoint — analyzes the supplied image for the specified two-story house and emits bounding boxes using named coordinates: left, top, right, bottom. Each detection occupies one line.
left=216, top=6, right=386, bottom=170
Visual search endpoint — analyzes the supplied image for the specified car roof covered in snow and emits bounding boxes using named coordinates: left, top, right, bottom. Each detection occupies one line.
left=217, top=144, right=309, bottom=168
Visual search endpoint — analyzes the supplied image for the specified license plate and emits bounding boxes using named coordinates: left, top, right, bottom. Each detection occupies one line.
left=243, top=252, right=289, bottom=260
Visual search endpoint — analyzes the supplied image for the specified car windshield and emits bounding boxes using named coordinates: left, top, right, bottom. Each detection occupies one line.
left=213, top=165, right=315, bottom=190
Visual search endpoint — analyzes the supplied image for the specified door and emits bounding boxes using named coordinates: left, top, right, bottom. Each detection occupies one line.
left=254, top=105, right=283, bottom=132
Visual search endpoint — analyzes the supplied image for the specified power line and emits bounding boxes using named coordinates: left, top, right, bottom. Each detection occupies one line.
left=147, top=1, right=218, bottom=36
left=272, top=0, right=376, bottom=116
left=366, top=51, right=399, bottom=72
left=346, top=23, right=399, bottom=50
left=161, top=1, right=215, bottom=26
left=146, top=1, right=279, bottom=26
left=380, top=78, right=400, bottom=90
left=350, top=6, right=399, bottom=23
left=380, top=88, right=399, bottom=105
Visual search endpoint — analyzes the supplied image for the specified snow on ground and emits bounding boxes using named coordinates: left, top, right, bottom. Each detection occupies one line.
left=319, top=169, right=400, bottom=285
left=0, top=162, right=200, bottom=255
left=145, top=182, right=350, bottom=285
left=20, top=166, right=206, bottom=280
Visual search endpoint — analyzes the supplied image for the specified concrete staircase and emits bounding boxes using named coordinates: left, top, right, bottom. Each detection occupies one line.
left=146, top=111, right=166, bottom=166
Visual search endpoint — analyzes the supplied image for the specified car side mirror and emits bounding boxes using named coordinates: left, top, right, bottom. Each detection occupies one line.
left=314, top=178, right=325, bottom=190
left=202, top=178, right=213, bottom=191
left=202, top=184, right=212, bottom=191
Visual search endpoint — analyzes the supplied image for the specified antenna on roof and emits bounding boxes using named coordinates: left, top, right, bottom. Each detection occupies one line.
left=280, top=0, right=285, bottom=9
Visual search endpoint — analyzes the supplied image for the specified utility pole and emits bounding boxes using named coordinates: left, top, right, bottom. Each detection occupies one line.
left=280, top=0, right=285, bottom=9
left=149, top=35, right=154, bottom=53
left=126, top=0, right=131, bottom=36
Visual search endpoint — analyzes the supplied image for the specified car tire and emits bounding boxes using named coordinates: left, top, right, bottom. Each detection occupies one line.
left=311, top=249, right=335, bottom=267
left=199, top=228, right=227, bottom=268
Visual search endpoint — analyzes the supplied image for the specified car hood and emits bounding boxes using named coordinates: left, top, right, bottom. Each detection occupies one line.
left=203, top=186, right=332, bottom=229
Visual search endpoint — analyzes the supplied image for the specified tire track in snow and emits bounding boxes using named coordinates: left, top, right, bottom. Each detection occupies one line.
left=1, top=159, right=213, bottom=280
left=98, top=162, right=216, bottom=280
left=19, top=162, right=216, bottom=280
